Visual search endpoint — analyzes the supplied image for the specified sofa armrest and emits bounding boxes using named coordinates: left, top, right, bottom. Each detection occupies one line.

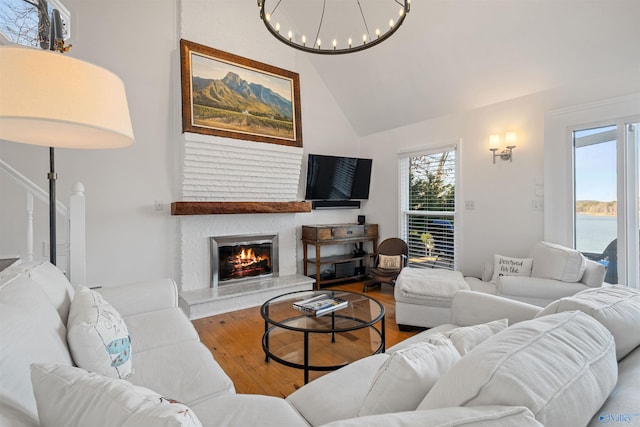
left=450, top=290, right=541, bottom=326
left=96, top=278, right=178, bottom=316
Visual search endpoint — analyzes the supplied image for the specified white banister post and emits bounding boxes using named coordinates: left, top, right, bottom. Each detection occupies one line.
left=69, top=182, right=86, bottom=286
left=26, top=192, right=34, bottom=262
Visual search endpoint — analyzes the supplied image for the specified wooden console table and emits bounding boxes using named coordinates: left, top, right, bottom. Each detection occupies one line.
left=302, top=224, right=378, bottom=289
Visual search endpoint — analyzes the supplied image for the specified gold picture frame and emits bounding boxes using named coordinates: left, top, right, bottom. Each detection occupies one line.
left=180, top=39, right=303, bottom=147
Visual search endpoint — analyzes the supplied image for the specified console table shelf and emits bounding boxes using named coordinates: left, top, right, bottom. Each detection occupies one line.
left=302, top=224, right=378, bottom=289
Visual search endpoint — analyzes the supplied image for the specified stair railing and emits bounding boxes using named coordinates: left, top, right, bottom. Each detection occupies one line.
left=0, top=157, right=86, bottom=285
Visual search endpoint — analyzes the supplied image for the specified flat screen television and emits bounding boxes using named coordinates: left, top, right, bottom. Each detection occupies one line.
left=305, top=154, right=372, bottom=200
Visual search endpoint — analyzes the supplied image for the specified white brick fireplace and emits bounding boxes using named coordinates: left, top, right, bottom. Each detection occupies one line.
left=176, top=133, right=313, bottom=319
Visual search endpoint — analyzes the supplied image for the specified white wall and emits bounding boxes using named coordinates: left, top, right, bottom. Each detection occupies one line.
left=361, top=65, right=640, bottom=277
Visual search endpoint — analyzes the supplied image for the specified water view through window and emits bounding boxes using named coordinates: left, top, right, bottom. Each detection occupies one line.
left=574, top=125, right=617, bottom=253
left=574, top=123, right=640, bottom=285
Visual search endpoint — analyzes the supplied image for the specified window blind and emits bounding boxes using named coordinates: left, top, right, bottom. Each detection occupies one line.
left=399, top=147, right=456, bottom=270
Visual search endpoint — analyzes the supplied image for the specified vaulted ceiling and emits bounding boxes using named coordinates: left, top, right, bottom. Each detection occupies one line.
left=300, top=0, right=640, bottom=136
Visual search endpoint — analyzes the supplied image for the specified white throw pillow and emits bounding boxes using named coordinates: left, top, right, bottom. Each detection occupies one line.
left=31, top=363, right=202, bottom=427
left=358, top=340, right=460, bottom=416
left=378, top=254, right=402, bottom=270
left=67, top=286, right=132, bottom=379
left=491, top=255, right=533, bottom=283
left=429, top=319, right=508, bottom=356
left=419, top=311, right=617, bottom=427
left=536, top=285, right=640, bottom=360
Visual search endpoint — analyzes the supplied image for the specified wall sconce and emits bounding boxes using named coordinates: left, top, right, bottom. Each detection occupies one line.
left=489, top=132, right=517, bottom=164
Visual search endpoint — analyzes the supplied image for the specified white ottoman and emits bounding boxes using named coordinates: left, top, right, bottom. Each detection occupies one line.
left=395, top=267, right=470, bottom=329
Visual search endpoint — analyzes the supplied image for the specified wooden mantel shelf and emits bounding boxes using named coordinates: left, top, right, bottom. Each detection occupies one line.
left=171, top=201, right=312, bottom=215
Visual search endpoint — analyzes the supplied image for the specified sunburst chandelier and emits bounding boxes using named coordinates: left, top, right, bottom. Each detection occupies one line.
left=257, top=0, right=411, bottom=55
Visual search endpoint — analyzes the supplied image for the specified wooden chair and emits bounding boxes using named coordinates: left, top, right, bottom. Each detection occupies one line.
left=363, top=238, right=408, bottom=292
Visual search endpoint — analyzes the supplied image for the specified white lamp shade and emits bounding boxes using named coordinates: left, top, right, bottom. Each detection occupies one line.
left=489, top=134, right=500, bottom=150
left=0, top=46, right=134, bottom=149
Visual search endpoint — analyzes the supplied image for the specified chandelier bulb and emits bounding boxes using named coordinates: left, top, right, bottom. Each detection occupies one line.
left=333, top=39, right=337, bottom=49
left=287, top=30, right=292, bottom=41
left=275, top=22, right=280, bottom=33
left=363, top=34, right=367, bottom=43
left=317, top=38, right=321, bottom=49
left=376, top=28, right=381, bottom=38
left=302, top=35, right=306, bottom=46
left=389, top=19, right=394, bottom=28
left=348, top=37, right=352, bottom=48
left=265, top=13, right=270, bottom=22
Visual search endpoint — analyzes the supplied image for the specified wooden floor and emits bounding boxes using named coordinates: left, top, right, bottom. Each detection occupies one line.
left=192, top=282, right=419, bottom=398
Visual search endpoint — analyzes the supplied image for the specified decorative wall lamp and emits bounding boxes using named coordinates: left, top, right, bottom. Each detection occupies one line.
left=489, top=132, right=517, bottom=164
left=0, top=16, right=134, bottom=265
left=257, top=0, right=411, bottom=55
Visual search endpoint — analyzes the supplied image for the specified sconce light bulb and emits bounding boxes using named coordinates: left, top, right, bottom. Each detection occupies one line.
left=505, top=131, right=517, bottom=146
left=489, top=134, right=501, bottom=150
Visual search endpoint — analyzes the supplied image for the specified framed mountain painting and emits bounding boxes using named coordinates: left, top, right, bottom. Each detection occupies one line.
left=180, top=39, right=303, bottom=147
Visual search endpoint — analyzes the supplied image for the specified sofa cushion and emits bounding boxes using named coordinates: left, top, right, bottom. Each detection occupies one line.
left=588, top=346, right=640, bottom=426
left=124, top=308, right=200, bottom=353
left=321, top=406, right=543, bottom=427
left=359, top=340, right=460, bottom=416
left=190, top=395, right=308, bottom=427
left=67, top=286, right=133, bottom=379
left=395, top=268, right=469, bottom=304
left=497, top=276, right=588, bottom=307
left=530, top=241, right=586, bottom=282
left=491, top=254, right=533, bottom=282
left=31, top=363, right=203, bottom=427
left=0, top=395, right=38, bottom=427
left=286, top=353, right=389, bottom=426
left=429, top=319, right=508, bottom=356
left=128, top=340, right=235, bottom=406
left=419, top=311, right=617, bottom=427
left=0, top=274, right=73, bottom=418
left=537, top=285, right=640, bottom=360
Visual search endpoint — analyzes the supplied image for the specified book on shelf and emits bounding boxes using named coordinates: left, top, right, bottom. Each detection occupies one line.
left=293, top=294, right=348, bottom=317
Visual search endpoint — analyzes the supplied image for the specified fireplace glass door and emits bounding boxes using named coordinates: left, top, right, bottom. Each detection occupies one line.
left=210, top=234, right=278, bottom=287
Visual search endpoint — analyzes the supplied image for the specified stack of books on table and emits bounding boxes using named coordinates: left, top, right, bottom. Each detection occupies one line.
left=293, top=294, right=348, bottom=317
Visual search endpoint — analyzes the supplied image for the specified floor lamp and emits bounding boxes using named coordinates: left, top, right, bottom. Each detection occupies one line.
left=0, top=46, right=135, bottom=265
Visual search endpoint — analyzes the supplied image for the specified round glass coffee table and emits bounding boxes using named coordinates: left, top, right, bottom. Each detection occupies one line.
left=261, top=290, right=385, bottom=384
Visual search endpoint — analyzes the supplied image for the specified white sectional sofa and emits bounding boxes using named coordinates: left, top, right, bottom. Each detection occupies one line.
left=396, top=241, right=608, bottom=328
left=2, top=259, right=639, bottom=427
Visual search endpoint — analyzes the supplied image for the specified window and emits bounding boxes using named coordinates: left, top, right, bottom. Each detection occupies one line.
left=573, top=122, right=640, bottom=286
left=0, top=0, right=70, bottom=47
left=399, top=146, right=457, bottom=270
